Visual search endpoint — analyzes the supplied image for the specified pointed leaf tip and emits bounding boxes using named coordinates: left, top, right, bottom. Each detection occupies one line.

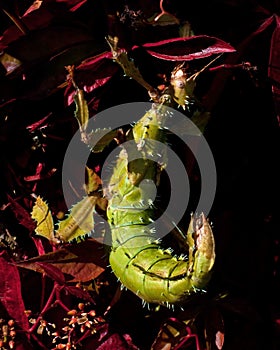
left=134, top=35, right=236, bottom=61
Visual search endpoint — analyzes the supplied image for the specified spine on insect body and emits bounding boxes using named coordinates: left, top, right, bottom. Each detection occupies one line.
left=107, top=103, right=215, bottom=306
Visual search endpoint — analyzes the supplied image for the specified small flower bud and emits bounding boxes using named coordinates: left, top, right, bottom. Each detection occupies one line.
left=56, top=344, right=66, bottom=349
left=24, top=310, right=32, bottom=317
left=8, top=320, right=15, bottom=327
left=88, top=310, right=96, bottom=317
left=40, top=320, right=47, bottom=327
left=10, top=330, right=16, bottom=338
left=69, top=317, right=77, bottom=326
left=78, top=303, right=84, bottom=311
left=67, top=310, right=77, bottom=316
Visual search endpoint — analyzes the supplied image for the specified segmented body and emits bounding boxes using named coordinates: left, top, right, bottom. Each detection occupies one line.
left=107, top=103, right=215, bottom=306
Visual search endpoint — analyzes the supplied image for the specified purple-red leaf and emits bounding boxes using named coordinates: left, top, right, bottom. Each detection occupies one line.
left=203, top=15, right=276, bottom=112
left=0, top=9, right=53, bottom=51
left=64, top=35, right=236, bottom=105
left=35, top=262, right=66, bottom=284
left=26, top=114, right=51, bottom=132
left=64, top=285, right=94, bottom=303
left=65, top=52, right=118, bottom=105
left=268, top=15, right=280, bottom=125
left=133, top=35, right=236, bottom=61
left=7, top=195, right=36, bottom=233
left=31, top=237, right=46, bottom=256
left=0, top=252, right=29, bottom=331
left=96, top=333, right=139, bottom=350
left=44, top=0, right=88, bottom=12
left=0, top=0, right=89, bottom=51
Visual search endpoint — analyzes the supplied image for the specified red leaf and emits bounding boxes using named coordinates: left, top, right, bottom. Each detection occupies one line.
left=0, top=9, right=54, bottom=51
left=96, top=333, right=138, bottom=350
left=31, top=237, right=46, bottom=256
left=7, top=195, right=36, bottom=233
left=0, top=252, right=29, bottom=331
left=133, top=35, right=236, bottom=61
left=64, top=285, right=94, bottom=303
left=64, top=52, right=118, bottom=105
left=53, top=261, right=105, bottom=282
left=268, top=15, right=280, bottom=125
left=36, top=262, right=66, bottom=284
left=26, top=114, right=51, bottom=132
left=204, top=15, right=276, bottom=112
left=24, top=168, right=57, bottom=182
left=16, top=239, right=107, bottom=282
left=54, top=0, right=88, bottom=12
left=0, top=0, right=89, bottom=51
left=5, top=26, right=94, bottom=63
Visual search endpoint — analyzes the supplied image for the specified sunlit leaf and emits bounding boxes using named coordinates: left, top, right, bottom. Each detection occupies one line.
left=133, top=35, right=236, bottom=61
left=73, top=87, right=89, bottom=143
left=54, top=261, right=105, bottom=282
left=0, top=52, right=22, bottom=74
left=16, top=239, right=107, bottom=282
left=31, top=196, right=56, bottom=242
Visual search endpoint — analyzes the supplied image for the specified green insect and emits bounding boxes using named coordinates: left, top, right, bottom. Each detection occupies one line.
left=106, top=102, right=215, bottom=306
left=101, top=39, right=216, bottom=306
left=30, top=39, right=216, bottom=307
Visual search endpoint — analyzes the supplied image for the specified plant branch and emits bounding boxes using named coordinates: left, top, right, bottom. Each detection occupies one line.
left=2, top=8, right=29, bottom=34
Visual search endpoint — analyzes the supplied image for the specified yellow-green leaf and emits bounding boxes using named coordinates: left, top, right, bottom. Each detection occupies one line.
left=31, top=196, right=55, bottom=242
left=74, top=88, right=89, bottom=143
left=0, top=52, right=22, bottom=74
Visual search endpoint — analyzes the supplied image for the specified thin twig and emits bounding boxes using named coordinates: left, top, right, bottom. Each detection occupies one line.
left=2, top=8, right=29, bottom=34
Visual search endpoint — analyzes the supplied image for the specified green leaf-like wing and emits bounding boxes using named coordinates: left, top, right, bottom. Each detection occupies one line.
left=56, top=196, right=97, bottom=243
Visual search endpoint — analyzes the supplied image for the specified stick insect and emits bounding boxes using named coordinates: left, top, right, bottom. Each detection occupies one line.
left=103, top=37, right=215, bottom=306
left=31, top=37, right=216, bottom=307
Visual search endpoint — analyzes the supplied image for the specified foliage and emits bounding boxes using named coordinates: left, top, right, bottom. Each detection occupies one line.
left=0, top=1, right=279, bottom=349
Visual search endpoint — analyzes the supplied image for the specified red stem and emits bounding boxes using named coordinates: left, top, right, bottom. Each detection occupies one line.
left=159, top=0, right=165, bottom=13
left=28, top=282, right=70, bottom=335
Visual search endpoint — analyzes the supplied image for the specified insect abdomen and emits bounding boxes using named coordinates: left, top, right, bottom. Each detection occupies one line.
left=107, top=104, right=215, bottom=306
left=109, top=213, right=214, bottom=305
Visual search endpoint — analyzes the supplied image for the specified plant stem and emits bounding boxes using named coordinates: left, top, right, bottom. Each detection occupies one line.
left=2, top=9, right=29, bottom=34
